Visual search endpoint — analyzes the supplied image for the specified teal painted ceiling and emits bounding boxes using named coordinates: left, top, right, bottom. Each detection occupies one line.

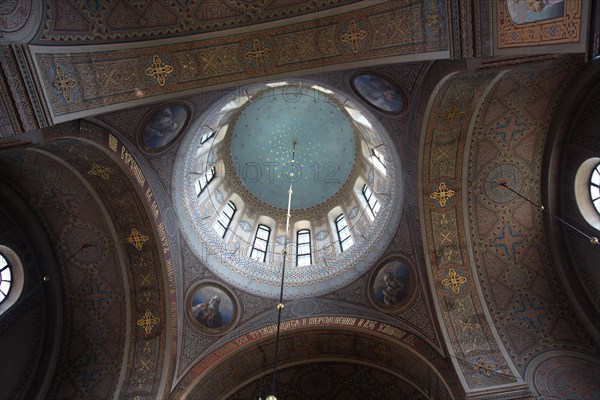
left=230, top=86, right=356, bottom=209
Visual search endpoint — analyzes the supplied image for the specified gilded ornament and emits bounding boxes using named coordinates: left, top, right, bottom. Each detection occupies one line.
left=137, top=309, right=160, bottom=334
left=145, top=55, right=174, bottom=86
left=88, top=163, right=113, bottom=180
left=430, top=182, right=455, bottom=207
left=127, top=228, right=149, bottom=251
left=53, top=65, right=78, bottom=102
left=341, top=20, right=367, bottom=53
left=244, top=39, right=272, bottom=69
left=437, top=106, right=465, bottom=126
left=442, top=268, right=467, bottom=294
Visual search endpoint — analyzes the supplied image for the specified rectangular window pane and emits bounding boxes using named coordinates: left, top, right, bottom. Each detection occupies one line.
left=250, top=249, right=266, bottom=262
left=297, top=254, right=311, bottom=266
left=298, top=244, right=310, bottom=254
left=257, top=228, right=269, bottom=239
left=341, top=236, right=354, bottom=251
left=214, top=224, right=225, bottom=237
left=0, top=280, right=11, bottom=293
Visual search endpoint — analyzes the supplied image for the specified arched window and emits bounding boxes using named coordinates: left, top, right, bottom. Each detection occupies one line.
left=296, top=229, right=312, bottom=267
left=214, top=201, right=236, bottom=238
left=250, top=224, right=270, bottom=262
left=335, top=214, right=353, bottom=252
left=296, top=229, right=312, bottom=266
left=591, top=162, right=600, bottom=214
left=0, top=253, right=12, bottom=304
left=196, top=166, right=215, bottom=196
left=200, top=130, right=215, bottom=144
left=362, top=184, right=381, bottom=219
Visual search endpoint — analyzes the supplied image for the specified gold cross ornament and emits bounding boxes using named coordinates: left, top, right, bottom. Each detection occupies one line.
left=88, top=163, right=113, bottom=180
left=430, top=182, right=455, bottom=207
left=245, top=39, right=272, bottom=69
left=438, top=106, right=465, bottom=126
left=145, top=55, right=174, bottom=86
left=53, top=65, right=78, bottom=102
left=442, top=268, right=467, bottom=294
left=137, top=309, right=160, bottom=334
left=341, top=20, right=367, bottom=53
left=127, top=228, right=149, bottom=251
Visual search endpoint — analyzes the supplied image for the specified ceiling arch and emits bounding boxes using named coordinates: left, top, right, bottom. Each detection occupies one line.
left=178, top=323, right=462, bottom=400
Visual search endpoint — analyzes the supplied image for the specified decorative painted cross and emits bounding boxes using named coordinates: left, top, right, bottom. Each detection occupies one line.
left=437, top=105, right=465, bottom=126
left=341, top=20, right=367, bottom=53
left=372, top=343, right=392, bottom=362
left=88, top=163, right=112, bottom=180
left=245, top=39, right=272, bottom=69
left=127, top=228, right=149, bottom=251
left=442, top=268, right=467, bottom=294
left=430, top=182, right=455, bottom=207
left=493, top=113, right=527, bottom=142
left=53, top=65, right=77, bottom=102
left=137, top=309, right=160, bottom=334
left=145, top=55, right=174, bottom=86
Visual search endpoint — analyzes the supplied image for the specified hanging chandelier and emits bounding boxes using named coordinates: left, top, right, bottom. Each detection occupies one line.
left=263, top=140, right=297, bottom=400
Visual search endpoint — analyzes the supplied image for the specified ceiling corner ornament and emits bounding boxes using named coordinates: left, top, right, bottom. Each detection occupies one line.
left=145, top=55, right=174, bottom=86
left=341, top=20, right=367, bottom=53
left=127, top=228, right=149, bottom=251
left=244, top=38, right=273, bottom=69
left=430, top=182, right=455, bottom=207
left=471, top=357, right=497, bottom=377
left=52, top=64, right=78, bottom=103
left=442, top=268, right=467, bottom=294
left=87, top=163, right=113, bottom=180
left=137, top=309, right=160, bottom=334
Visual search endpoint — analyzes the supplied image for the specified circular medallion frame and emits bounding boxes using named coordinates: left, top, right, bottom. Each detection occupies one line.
left=186, top=280, right=239, bottom=335
left=350, top=71, right=407, bottom=115
left=368, top=254, right=416, bottom=312
left=138, top=101, right=192, bottom=155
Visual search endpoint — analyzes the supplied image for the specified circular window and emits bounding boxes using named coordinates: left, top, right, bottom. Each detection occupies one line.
left=0, top=246, right=24, bottom=315
left=590, top=162, right=600, bottom=214
left=173, top=80, right=403, bottom=298
left=0, top=253, right=12, bottom=303
left=575, top=158, right=600, bottom=231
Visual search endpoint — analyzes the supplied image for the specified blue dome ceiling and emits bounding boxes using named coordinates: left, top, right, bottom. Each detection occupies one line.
left=230, top=86, right=356, bottom=209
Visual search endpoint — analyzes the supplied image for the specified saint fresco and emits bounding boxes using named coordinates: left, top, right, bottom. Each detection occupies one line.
left=504, top=0, right=564, bottom=25
left=371, top=259, right=413, bottom=308
left=351, top=73, right=405, bottom=114
left=142, top=104, right=189, bottom=150
left=190, top=283, right=235, bottom=331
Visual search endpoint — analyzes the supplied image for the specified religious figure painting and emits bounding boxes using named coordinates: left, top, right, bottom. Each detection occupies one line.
left=504, top=0, right=564, bottom=25
left=371, top=258, right=413, bottom=309
left=142, top=103, right=190, bottom=150
left=189, top=283, right=236, bottom=331
left=351, top=73, right=405, bottom=114
left=496, top=0, right=583, bottom=50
